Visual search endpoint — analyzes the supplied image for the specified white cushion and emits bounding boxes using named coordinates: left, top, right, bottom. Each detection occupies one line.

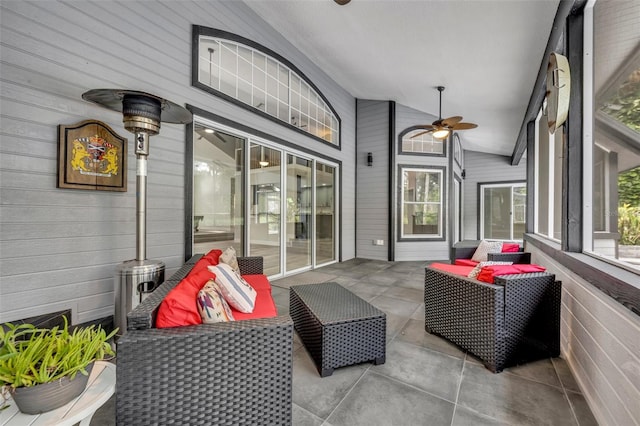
left=208, top=263, right=256, bottom=313
left=197, top=280, right=235, bottom=323
left=471, top=240, right=503, bottom=263
left=220, top=246, right=239, bottom=271
left=468, top=261, right=513, bottom=279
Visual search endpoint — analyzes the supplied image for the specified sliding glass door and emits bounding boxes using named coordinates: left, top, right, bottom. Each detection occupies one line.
left=193, top=124, right=244, bottom=255
left=480, top=183, right=526, bottom=241
left=192, top=118, right=338, bottom=278
left=286, top=154, right=312, bottom=271
left=249, top=143, right=282, bottom=276
left=316, top=162, right=336, bottom=265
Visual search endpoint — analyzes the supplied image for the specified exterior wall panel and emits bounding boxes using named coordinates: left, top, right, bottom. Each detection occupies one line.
left=0, top=0, right=355, bottom=324
left=463, top=150, right=527, bottom=240
left=530, top=246, right=640, bottom=426
left=356, top=100, right=389, bottom=260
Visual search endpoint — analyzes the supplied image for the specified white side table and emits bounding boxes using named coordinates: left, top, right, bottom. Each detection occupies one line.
left=1, top=361, right=115, bottom=426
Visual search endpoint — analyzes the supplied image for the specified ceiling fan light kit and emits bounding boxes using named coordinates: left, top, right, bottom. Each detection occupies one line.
left=412, top=86, right=478, bottom=140
left=432, top=129, right=450, bottom=140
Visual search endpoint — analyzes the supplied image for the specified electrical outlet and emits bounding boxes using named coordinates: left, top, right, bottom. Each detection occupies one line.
left=372, top=239, right=385, bottom=246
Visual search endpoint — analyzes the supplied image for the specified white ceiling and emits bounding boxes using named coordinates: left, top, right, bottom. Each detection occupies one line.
left=244, top=0, right=560, bottom=156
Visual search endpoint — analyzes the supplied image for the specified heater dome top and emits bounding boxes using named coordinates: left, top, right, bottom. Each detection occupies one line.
left=82, top=89, right=192, bottom=124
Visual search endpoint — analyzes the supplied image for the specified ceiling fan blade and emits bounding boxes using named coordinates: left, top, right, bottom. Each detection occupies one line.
left=410, top=129, right=434, bottom=139
left=441, top=116, right=463, bottom=127
left=451, top=122, right=478, bottom=130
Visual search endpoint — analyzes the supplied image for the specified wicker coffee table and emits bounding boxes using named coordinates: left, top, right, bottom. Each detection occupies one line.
left=290, top=282, right=386, bottom=377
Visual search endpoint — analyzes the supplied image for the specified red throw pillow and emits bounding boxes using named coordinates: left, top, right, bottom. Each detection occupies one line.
left=190, top=249, right=224, bottom=274
left=476, top=264, right=546, bottom=284
left=512, top=264, right=546, bottom=273
left=501, top=243, right=520, bottom=253
left=203, top=249, right=223, bottom=265
left=430, top=263, right=475, bottom=277
left=156, top=269, right=216, bottom=328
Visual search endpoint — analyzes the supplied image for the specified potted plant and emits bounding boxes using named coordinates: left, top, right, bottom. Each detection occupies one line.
left=0, top=317, right=117, bottom=414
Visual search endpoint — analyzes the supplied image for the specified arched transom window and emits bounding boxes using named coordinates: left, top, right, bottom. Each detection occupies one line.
left=399, top=126, right=446, bottom=156
left=193, top=26, right=340, bottom=147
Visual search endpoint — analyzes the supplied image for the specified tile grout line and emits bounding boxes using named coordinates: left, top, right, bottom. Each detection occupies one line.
left=366, top=369, right=458, bottom=405
left=552, top=357, right=582, bottom=426
left=450, top=353, right=467, bottom=426
left=319, top=365, right=372, bottom=426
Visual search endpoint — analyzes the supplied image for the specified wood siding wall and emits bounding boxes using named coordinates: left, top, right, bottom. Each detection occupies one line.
left=462, top=150, right=527, bottom=240
left=0, top=0, right=355, bottom=324
left=355, top=100, right=390, bottom=260
left=528, top=245, right=640, bottom=426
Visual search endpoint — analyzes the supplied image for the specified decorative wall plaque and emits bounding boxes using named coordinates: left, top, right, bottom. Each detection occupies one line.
left=58, top=120, right=127, bottom=191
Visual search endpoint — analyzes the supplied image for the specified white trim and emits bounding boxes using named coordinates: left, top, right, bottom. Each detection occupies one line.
left=192, top=115, right=339, bottom=279
left=582, top=0, right=595, bottom=252
left=399, top=167, right=444, bottom=239
left=198, top=36, right=339, bottom=144
left=534, top=108, right=541, bottom=235
left=479, top=182, right=526, bottom=241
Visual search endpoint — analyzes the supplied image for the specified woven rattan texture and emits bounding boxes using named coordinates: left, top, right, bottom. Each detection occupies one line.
left=117, top=256, right=293, bottom=425
left=424, top=267, right=560, bottom=373
left=290, top=283, right=386, bottom=377
left=237, top=256, right=264, bottom=275
left=451, top=241, right=529, bottom=264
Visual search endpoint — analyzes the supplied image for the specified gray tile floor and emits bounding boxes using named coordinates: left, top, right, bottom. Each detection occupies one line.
left=90, top=258, right=598, bottom=426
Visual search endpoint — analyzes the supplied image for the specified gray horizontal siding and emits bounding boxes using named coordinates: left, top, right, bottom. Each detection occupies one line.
left=0, top=0, right=355, bottom=324
left=462, top=150, right=526, bottom=240
left=356, top=100, right=390, bottom=260
left=530, top=246, right=640, bottom=426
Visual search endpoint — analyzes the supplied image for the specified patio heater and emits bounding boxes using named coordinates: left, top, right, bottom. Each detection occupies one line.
left=82, top=89, right=192, bottom=335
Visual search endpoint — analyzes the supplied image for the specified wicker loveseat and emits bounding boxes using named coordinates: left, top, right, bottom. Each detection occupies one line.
left=116, top=255, right=293, bottom=425
left=451, top=239, right=532, bottom=265
left=424, top=264, right=561, bottom=373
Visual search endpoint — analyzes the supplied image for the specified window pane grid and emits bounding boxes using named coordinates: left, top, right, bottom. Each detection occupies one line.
left=401, top=168, right=443, bottom=238
left=401, top=130, right=444, bottom=154
left=199, top=35, right=338, bottom=145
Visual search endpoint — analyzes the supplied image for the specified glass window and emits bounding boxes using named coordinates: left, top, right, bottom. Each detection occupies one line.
left=194, top=27, right=340, bottom=146
left=316, top=162, right=336, bottom=265
left=400, top=167, right=444, bottom=239
left=399, top=127, right=446, bottom=155
left=534, top=107, right=563, bottom=242
left=481, top=183, right=526, bottom=241
left=586, top=0, right=640, bottom=271
left=192, top=124, right=244, bottom=257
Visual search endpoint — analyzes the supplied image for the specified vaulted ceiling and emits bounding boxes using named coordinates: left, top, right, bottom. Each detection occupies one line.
left=244, top=0, right=560, bottom=156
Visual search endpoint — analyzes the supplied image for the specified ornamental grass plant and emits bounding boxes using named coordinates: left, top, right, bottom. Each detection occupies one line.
left=0, top=317, right=117, bottom=396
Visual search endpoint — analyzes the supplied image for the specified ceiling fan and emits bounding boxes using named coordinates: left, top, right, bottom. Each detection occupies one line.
left=412, top=86, right=478, bottom=140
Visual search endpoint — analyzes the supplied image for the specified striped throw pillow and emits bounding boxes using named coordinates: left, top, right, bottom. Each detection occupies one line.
left=208, top=263, right=256, bottom=313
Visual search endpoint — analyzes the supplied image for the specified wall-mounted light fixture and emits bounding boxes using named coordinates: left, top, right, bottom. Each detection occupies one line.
left=367, top=152, right=373, bottom=167
left=461, top=169, right=466, bottom=179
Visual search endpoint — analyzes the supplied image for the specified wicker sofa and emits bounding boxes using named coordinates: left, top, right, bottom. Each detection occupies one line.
left=424, top=264, right=561, bottom=373
left=116, top=255, right=293, bottom=425
left=451, top=239, right=532, bottom=264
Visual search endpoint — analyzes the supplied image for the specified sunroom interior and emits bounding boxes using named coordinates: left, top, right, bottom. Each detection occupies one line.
left=0, top=0, right=638, bottom=425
